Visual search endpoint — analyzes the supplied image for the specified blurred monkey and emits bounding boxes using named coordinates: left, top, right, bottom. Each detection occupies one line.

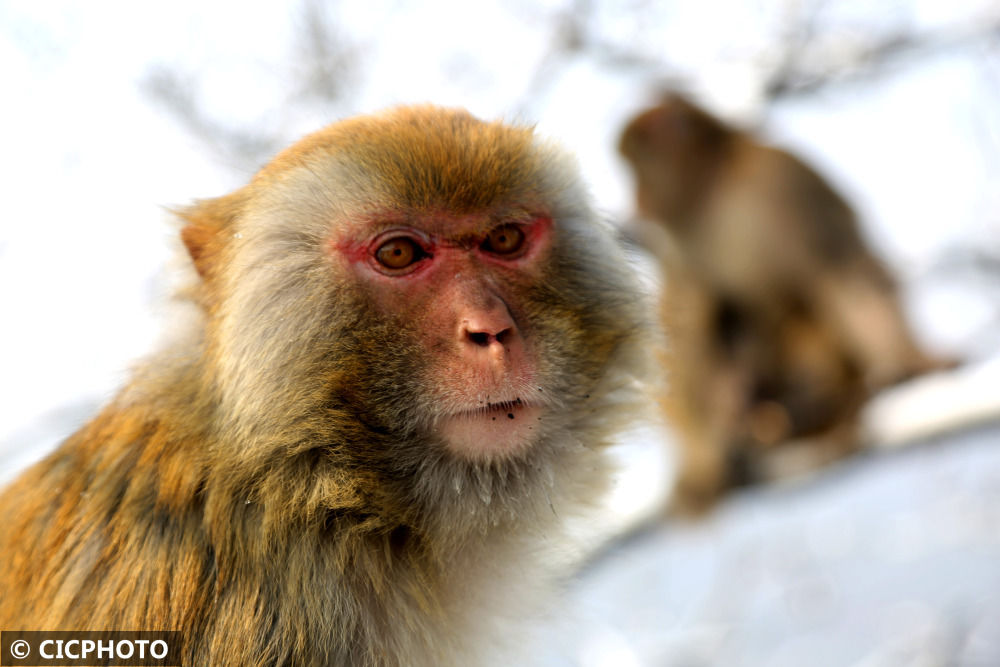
left=620, top=93, right=953, bottom=512
left=0, top=106, right=649, bottom=665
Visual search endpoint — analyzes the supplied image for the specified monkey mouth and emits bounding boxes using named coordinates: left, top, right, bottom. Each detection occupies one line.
left=438, top=397, right=543, bottom=459
left=459, top=398, right=531, bottom=420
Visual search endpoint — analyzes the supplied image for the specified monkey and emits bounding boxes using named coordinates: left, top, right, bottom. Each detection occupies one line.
left=0, top=105, right=649, bottom=666
left=655, top=263, right=870, bottom=511
left=619, top=93, right=955, bottom=513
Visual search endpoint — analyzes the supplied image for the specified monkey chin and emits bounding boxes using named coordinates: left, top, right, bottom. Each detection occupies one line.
left=438, top=400, right=543, bottom=461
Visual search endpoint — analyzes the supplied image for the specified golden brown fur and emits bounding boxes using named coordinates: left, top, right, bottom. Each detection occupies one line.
left=0, top=106, right=649, bottom=665
left=620, top=94, right=953, bottom=513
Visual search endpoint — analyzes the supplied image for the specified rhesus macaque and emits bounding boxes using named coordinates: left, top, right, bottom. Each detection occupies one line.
left=0, top=106, right=649, bottom=665
left=619, top=93, right=953, bottom=513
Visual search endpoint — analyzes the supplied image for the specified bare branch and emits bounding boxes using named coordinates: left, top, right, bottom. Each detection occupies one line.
left=763, top=12, right=1000, bottom=99
left=140, top=65, right=281, bottom=171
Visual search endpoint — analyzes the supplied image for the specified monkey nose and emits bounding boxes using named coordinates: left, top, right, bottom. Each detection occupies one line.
left=462, top=325, right=515, bottom=369
left=460, top=309, right=517, bottom=358
left=466, top=328, right=513, bottom=347
left=456, top=285, right=519, bottom=359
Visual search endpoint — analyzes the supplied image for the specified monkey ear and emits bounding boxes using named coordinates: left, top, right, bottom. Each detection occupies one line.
left=180, top=223, right=220, bottom=280
left=176, top=192, right=247, bottom=280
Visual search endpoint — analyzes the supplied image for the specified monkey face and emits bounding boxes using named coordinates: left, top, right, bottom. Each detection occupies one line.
left=331, top=211, right=556, bottom=461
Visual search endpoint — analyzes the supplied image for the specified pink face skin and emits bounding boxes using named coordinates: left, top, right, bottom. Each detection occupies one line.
left=331, top=210, right=554, bottom=461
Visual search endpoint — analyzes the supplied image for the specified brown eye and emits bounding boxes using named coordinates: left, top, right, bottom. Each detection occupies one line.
left=375, top=237, right=424, bottom=270
left=483, top=224, right=525, bottom=256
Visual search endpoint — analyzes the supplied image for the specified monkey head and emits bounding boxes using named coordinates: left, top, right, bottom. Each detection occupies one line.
left=177, top=105, right=647, bottom=530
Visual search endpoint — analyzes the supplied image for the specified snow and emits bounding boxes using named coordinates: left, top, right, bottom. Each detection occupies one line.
left=559, top=421, right=1000, bottom=666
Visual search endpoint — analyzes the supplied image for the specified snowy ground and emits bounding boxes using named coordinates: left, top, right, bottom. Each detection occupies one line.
left=556, top=416, right=1000, bottom=667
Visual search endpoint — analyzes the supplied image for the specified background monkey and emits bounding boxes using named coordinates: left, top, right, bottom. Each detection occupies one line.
left=0, top=106, right=648, bottom=665
left=619, top=93, right=954, bottom=513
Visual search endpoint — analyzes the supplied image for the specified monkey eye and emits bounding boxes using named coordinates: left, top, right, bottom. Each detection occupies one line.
left=481, top=224, right=525, bottom=256
left=374, top=237, right=427, bottom=270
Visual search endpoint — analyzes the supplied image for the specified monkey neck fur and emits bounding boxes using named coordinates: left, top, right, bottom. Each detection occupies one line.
left=86, top=346, right=617, bottom=663
left=125, top=344, right=615, bottom=538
